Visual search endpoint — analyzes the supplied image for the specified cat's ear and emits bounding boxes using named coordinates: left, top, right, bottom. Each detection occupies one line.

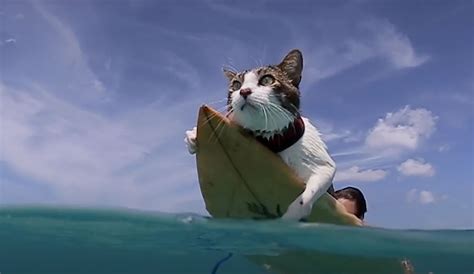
left=278, top=49, right=303, bottom=87
left=223, top=68, right=237, bottom=81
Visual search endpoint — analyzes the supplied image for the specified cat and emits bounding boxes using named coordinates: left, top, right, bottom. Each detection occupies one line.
left=185, top=49, right=336, bottom=221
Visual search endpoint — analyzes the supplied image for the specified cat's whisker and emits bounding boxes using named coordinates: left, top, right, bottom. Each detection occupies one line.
left=266, top=102, right=294, bottom=125
left=199, top=110, right=221, bottom=125
left=225, top=105, right=234, bottom=114
left=205, top=98, right=229, bottom=107
left=264, top=106, right=284, bottom=146
left=225, top=108, right=234, bottom=119
left=268, top=107, right=278, bottom=132
left=262, top=105, right=269, bottom=131
left=267, top=105, right=281, bottom=134
left=260, top=103, right=273, bottom=130
left=212, top=118, right=228, bottom=144
left=253, top=101, right=269, bottom=132
left=267, top=94, right=301, bottom=116
left=198, top=120, right=219, bottom=134
left=216, top=104, right=232, bottom=113
left=273, top=103, right=295, bottom=123
left=272, top=105, right=297, bottom=133
left=206, top=104, right=229, bottom=116
left=249, top=98, right=286, bottom=133
left=207, top=118, right=223, bottom=144
left=266, top=103, right=298, bottom=135
left=251, top=55, right=261, bottom=68
left=202, top=105, right=233, bottom=144
left=287, top=102, right=301, bottom=116
left=223, top=61, right=239, bottom=74
left=265, top=105, right=285, bottom=132
left=198, top=110, right=227, bottom=130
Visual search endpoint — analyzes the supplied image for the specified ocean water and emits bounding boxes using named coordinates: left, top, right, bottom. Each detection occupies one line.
left=0, top=207, right=472, bottom=274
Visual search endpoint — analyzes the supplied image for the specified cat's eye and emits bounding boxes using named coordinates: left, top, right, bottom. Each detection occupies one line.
left=231, top=81, right=242, bottom=91
left=259, top=75, right=275, bottom=86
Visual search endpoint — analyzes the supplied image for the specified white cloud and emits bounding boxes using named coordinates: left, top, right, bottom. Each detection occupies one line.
left=334, top=106, right=438, bottom=171
left=406, top=189, right=442, bottom=205
left=322, top=129, right=364, bottom=143
left=334, top=166, right=387, bottom=182
left=32, top=2, right=106, bottom=101
left=160, top=50, right=202, bottom=90
left=406, top=188, right=418, bottom=203
left=302, top=18, right=429, bottom=83
left=365, top=19, right=430, bottom=68
left=438, top=144, right=451, bottom=152
left=0, top=2, right=223, bottom=213
left=204, top=4, right=429, bottom=84
left=322, top=130, right=352, bottom=142
left=5, top=38, right=16, bottom=44
left=365, top=106, right=438, bottom=153
left=304, top=43, right=375, bottom=83
left=0, top=84, right=203, bottom=211
left=406, top=189, right=438, bottom=205
left=317, top=119, right=357, bottom=143
left=419, top=190, right=435, bottom=204
left=398, top=158, right=435, bottom=177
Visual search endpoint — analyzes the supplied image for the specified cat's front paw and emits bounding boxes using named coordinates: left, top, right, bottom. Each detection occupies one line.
left=281, top=195, right=313, bottom=221
left=184, top=127, right=198, bottom=154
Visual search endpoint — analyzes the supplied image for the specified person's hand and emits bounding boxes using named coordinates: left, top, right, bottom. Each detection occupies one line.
left=184, top=127, right=198, bottom=154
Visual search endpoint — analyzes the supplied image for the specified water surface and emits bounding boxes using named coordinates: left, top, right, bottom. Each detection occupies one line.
left=1, top=207, right=472, bottom=274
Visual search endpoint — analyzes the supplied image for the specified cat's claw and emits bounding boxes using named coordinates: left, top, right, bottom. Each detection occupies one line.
left=184, top=127, right=198, bottom=154
left=281, top=194, right=313, bottom=221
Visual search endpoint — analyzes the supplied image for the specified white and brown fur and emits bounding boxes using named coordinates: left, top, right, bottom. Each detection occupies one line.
left=185, top=49, right=336, bottom=221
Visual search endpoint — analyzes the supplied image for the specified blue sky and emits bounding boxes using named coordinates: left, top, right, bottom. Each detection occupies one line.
left=1, top=0, right=472, bottom=229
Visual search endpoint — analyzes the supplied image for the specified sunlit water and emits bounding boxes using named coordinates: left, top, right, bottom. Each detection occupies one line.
left=1, top=207, right=472, bottom=274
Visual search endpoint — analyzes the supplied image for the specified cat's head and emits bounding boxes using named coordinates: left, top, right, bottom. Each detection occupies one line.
left=224, top=49, right=303, bottom=134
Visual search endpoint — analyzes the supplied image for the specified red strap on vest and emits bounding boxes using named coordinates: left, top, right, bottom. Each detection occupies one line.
left=255, top=116, right=305, bottom=153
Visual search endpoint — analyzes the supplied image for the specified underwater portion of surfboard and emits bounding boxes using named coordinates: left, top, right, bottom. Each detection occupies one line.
left=195, top=105, right=361, bottom=226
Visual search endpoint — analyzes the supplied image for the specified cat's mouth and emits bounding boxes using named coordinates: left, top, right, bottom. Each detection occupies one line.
left=239, top=102, right=256, bottom=111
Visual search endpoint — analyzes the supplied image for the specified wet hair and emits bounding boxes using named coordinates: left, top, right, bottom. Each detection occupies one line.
left=334, top=187, right=367, bottom=220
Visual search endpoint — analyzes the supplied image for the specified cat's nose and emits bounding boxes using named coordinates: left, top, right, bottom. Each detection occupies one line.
left=240, top=88, right=252, bottom=99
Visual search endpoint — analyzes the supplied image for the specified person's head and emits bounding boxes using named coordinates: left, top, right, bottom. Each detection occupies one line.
left=334, top=187, right=367, bottom=220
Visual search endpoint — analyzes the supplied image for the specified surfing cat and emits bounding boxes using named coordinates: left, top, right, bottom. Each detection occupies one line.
left=185, top=49, right=336, bottom=221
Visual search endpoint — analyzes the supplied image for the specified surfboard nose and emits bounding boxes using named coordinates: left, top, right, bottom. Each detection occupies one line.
left=199, top=104, right=210, bottom=115
left=198, top=105, right=229, bottom=126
